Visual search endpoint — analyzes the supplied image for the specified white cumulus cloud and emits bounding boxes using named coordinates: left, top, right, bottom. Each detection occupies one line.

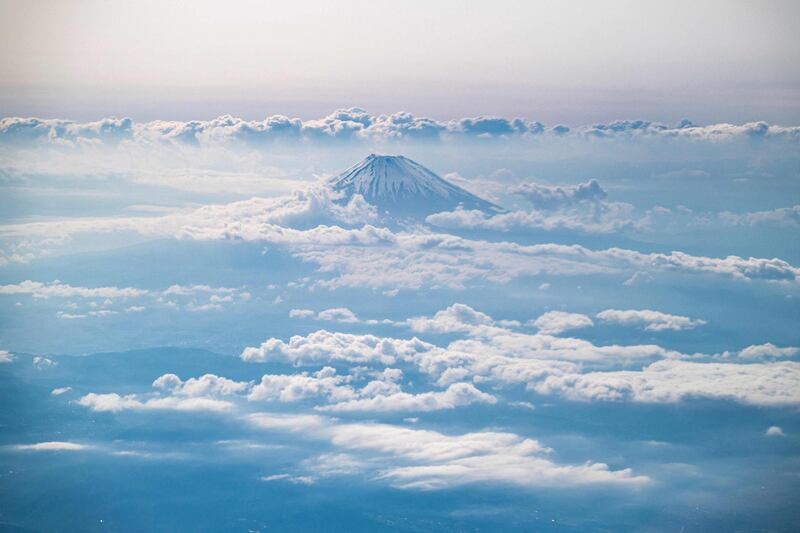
left=531, top=360, right=800, bottom=406
left=318, top=383, right=496, bottom=413
left=531, top=311, right=594, bottom=335
left=596, top=309, right=707, bottom=331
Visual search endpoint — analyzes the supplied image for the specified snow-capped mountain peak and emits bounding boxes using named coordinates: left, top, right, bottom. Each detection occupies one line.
left=328, top=154, right=501, bottom=217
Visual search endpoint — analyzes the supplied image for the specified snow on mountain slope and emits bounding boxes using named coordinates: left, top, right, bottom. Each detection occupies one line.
left=328, top=154, right=503, bottom=218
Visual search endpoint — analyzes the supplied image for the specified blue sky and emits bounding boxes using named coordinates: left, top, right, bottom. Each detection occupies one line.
left=1, top=2, right=800, bottom=532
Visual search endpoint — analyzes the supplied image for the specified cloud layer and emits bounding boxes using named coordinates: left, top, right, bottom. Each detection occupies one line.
left=2, top=110, right=799, bottom=147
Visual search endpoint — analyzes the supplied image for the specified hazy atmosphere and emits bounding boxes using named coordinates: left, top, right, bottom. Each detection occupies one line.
left=2, top=0, right=799, bottom=122
left=1, top=2, right=799, bottom=532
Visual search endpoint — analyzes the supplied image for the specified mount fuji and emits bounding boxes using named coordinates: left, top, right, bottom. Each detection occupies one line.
left=328, top=154, right=503, bottom=218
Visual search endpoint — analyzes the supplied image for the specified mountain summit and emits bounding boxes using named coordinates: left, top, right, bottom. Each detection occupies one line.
left=329, top=154, right=502, bottom=218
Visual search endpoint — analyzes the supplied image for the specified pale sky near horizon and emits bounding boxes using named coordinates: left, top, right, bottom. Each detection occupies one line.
left=0, top=0, right=798, bottom=123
